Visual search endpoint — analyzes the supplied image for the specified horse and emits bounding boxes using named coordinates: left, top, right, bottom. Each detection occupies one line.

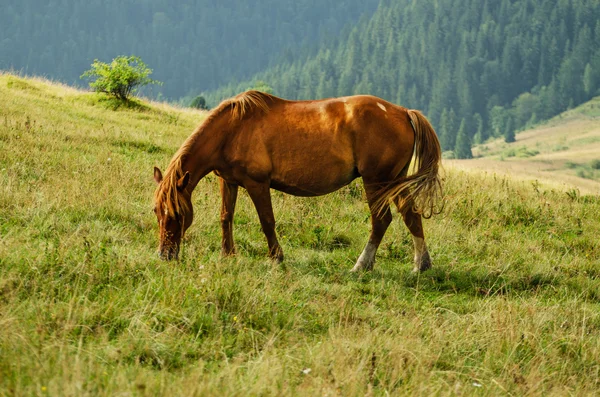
left=153, top=90, right=442, bottom=272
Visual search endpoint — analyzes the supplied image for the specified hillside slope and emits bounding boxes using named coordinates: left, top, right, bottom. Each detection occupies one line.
left=1, top=75, right=599, bottom=395
left=448, top=96, right=600, bottom=194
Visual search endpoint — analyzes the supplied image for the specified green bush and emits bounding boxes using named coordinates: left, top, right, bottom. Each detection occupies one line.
left=189, top=95, right=208, bottom=110
left=247, top=80, right=273, bottom=94
left=81, top=55, right=161, bottom=101
left=576, top=169, right=592, bottom=179
left=591, top=159, right=600, bottom=170
left=515, top=146, right=539, bottom=158
left=503, top=146, right=539, bottom=159
left=565, top=161, right=578, bottom=169
left=441, top=150, right=455, bottom=159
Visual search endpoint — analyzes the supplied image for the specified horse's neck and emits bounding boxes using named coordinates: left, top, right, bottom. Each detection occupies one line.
left=181, top=114, right=228, bottom=192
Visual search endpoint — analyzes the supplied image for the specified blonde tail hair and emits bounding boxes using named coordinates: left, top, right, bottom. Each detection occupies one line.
left=374, top=109, right=444, bottom=218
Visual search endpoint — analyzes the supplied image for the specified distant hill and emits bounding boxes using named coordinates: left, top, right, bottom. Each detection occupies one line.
left=0, top=0, right=379, bottom=99
left=447, top=96, right=600, bottom=194
left=208, top=0, right=600, bottom=156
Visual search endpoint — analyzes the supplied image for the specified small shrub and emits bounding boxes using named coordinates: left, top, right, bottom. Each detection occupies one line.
left=515, top=146, right=539, bottom=158
left=590, top=159, right=600, bottom=170
left=80, top=55, right=161, bottom=101
left=503, top=146, right=539, bottom=159
left=189, top=95, right=208, bottom=110
left=247, top=80, right=273, bottom=94
left=552, top=144, right=569, bottom=152
left=565, top=161, right=578, bottom=169
left=442, top=150, right=455, bottom=159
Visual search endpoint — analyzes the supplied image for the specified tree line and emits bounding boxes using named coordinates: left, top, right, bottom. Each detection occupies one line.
left=207, top=0, right=600, bottom=157
left=0, top=0, right=379, bottom=100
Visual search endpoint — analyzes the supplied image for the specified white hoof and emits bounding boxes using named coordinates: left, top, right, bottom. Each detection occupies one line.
left=413, top=250, right=432, bottom=273
left=351, top=242, right=376, bottom=272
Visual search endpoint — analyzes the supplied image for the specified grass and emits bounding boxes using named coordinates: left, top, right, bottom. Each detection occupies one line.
left=501, top=146, right=540, bottom=159
left=1, top=73, right=600, bottom=396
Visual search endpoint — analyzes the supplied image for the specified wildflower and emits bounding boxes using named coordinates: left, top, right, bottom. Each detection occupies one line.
left=301, top=368, right=311, bottom=375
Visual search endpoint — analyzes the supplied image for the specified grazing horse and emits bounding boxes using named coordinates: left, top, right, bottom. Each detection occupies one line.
left=153, top=91, right=442, bottom=272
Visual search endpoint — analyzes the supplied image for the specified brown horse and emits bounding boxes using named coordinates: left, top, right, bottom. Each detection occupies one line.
left=153, top=91, right=442, bottom=272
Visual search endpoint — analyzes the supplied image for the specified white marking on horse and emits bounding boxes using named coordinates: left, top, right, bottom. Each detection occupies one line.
left=412, top=236, right=430, bottom=272
left=377, top=102, right=387, bottom=112
left=413, top=237, right=426, bottom=261
left=351, top=241, right=377, bottom=272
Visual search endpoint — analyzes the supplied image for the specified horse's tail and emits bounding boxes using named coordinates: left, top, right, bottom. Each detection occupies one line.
left=373, top=109, right=444, bottom=218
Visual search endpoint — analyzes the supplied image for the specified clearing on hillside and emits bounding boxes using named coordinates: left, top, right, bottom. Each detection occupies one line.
left=447, top=97, right=600, bottom=195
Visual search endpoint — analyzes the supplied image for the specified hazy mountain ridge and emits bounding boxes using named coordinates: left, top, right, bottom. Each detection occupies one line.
left=0, top=0, right=379, bottom=99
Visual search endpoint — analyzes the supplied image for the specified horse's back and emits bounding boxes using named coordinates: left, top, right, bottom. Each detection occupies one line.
left=220, top=94, right=416, bottom=194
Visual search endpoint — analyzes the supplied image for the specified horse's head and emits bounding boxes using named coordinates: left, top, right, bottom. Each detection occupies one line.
left=153, top=167, right=193, bottom=260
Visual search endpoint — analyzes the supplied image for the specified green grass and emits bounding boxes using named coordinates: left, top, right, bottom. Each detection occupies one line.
left=564, top=160, right=600, bottom=182
left=502, top=146, right=540, bottom=159
left=1, top=73, right=600, bottom=396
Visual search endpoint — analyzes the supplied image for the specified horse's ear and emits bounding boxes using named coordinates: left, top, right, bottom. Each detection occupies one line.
left=177, top=171, right=190, bottom=191
left=154, top=167, right=163, bottom=184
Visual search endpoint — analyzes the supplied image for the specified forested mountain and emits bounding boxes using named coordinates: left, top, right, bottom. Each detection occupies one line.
left=207, top=0, right=600, bottom=157
left=0, top=0, right=379, bottom=99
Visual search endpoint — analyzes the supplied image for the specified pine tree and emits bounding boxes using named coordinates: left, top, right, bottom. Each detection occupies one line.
left=472, top=113, right=484, bottom=144
left=583, top=63, right=596, bottom=96
left=504, top=117, right=515, bottom=143
left=454, top=119, right=472, bottom=159
left=439, top=107, right=457, bottom=151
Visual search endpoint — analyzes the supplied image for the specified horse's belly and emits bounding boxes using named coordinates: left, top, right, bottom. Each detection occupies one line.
left=270, top=164, right=359, bottom=197
left=267, top=143, right=358, bottom=196
left=269, top=178, right=354, bottom=197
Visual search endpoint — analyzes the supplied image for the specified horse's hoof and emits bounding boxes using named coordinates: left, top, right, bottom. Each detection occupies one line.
left=269, top=248, right=284, bottom=263
left=221, top=249, right=236, bottom=257
left=351, top=260, right=374, bottom=272
left=412, top=251, right=432, bottom=273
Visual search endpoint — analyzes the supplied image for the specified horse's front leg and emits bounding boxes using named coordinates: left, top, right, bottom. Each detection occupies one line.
left=220, top=178, right=239, bottom=256
left=244, top=181, right=284, bottom=262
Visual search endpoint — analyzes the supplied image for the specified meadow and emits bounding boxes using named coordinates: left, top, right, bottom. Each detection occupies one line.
left=449, top=97, right=600, bottom=196
left=1, top=74, right=599, bottom=396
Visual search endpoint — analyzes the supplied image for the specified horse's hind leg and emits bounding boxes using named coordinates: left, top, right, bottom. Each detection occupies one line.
left=244, top=181, right=284, bottom=262
left=351, top=184, right=393, bottom=272
left=220, top=178, right=239, bottom=256
left=395, top=197, right=432, bottom=272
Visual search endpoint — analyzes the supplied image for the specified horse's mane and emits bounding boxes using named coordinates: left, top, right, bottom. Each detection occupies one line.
left=217, top=89, right=273, bottom=120
left=154, top=90, right=274, bottom=217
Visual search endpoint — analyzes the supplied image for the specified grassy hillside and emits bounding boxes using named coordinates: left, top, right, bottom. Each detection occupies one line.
left=1, top=74, right=599, bottom=396
left=448, top=97, right=600, bottom=195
